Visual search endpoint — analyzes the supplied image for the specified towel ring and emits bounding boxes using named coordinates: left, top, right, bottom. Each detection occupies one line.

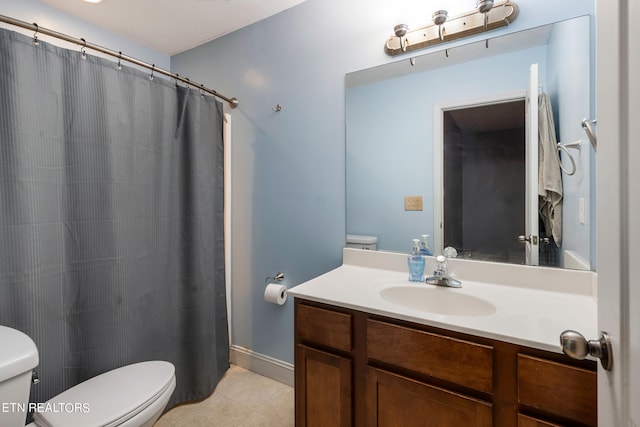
left=557, top=143, right=576, bottom=176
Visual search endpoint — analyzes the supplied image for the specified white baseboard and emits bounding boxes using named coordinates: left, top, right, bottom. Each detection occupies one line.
left=229, top=345, right=294, bottom=387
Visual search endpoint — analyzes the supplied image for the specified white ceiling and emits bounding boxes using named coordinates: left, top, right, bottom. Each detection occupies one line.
left=38, top=0, right=308, bottom=55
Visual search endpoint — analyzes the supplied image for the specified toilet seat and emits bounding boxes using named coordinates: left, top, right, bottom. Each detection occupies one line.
left=33, top=361, right=175, bottom=427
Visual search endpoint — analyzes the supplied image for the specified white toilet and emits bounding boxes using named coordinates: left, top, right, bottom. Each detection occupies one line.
left=0, top=325, right=176, bottom=427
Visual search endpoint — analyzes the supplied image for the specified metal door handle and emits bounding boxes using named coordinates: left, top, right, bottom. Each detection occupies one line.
left=560, top=330, right=613, bottom=371
left=518, top=235, right=539, bottom=245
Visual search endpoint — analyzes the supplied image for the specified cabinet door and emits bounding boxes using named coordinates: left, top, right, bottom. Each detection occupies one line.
left=365, top=367, right=492, bottom=427
left=518, top=413, right=565, bottom=427
left=295, top=344, right=352, bottom=427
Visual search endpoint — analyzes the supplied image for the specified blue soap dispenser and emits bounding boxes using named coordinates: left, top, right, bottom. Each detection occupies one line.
left=420, top=234, right=433, bottom=256
left=408, top=239, right=425, bottom=282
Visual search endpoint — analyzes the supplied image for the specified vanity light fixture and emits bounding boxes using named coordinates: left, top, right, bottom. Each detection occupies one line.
left=432, top=10, right=448, bottom=41
left=476, top=0, right=495, bottom=30
left=385, top=0, right=518, bottom=56
left=394, top=24, right=409, bottom=52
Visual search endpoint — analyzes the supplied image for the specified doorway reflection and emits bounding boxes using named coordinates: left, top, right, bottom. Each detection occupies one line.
left=442, top=100, right=554, bottom=265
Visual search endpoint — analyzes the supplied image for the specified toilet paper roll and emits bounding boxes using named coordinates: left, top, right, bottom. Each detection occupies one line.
left=264, top=283, right=288, bottom=305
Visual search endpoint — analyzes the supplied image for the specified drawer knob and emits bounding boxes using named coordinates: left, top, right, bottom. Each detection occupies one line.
left=560, top=330, right=612, bottom=371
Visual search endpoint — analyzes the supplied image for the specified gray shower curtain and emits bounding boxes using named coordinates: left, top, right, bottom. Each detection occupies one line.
left=0, top=28, right=228, bottom=409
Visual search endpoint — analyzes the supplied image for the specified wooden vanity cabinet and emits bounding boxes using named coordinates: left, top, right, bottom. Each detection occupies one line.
left=295, top=303, right=354, bottom=427
left=294, top=299, right=597, bottom=427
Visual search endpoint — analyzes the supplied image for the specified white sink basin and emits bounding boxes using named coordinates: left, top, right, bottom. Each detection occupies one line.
left=379, top=286, right=497, bottom=317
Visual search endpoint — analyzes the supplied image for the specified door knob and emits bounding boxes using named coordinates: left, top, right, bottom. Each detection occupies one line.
left=560, top=330, right=613, bottom=371
left=518, top=235, right=538, bottom=245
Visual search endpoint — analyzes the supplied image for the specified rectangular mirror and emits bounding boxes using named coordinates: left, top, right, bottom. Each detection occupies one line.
left=346, top=15, right=594, bottom=270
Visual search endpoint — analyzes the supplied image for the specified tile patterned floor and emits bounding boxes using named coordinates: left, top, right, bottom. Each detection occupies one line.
left=154, top=365, right=294, bottom=427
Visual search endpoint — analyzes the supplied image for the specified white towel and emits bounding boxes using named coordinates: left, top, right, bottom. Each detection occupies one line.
left=538, top=93, right=563, bottom=246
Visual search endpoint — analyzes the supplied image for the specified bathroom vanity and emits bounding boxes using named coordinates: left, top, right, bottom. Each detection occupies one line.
left=289, top=249, right=598, bottom=427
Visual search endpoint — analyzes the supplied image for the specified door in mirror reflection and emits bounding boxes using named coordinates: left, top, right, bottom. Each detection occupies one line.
left=442, top=67, right=557, bottom=267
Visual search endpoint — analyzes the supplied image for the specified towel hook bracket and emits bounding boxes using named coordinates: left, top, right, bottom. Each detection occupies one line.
left=581, top=118, right=597, bottom=151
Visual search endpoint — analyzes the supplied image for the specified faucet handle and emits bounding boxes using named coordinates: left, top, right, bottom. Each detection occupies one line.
left=434, top=255, right=448, bottom=276
left=442, top=246, right=458, bottom=258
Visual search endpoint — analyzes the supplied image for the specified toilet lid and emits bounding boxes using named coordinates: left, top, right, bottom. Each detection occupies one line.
left=33, top=361, right=175, bottom=427
left=0, top=325, right=39, bottom=383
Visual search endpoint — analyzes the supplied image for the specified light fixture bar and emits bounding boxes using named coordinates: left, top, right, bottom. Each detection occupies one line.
left=385, top=1, right=518, bottom=56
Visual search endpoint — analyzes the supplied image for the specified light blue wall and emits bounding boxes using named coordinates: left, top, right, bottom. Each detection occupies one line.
left=547, top=16, right=593, bottom=268
left=0, top=0, right=169, bottom=69
left=172, top=0, right=595, bottom=365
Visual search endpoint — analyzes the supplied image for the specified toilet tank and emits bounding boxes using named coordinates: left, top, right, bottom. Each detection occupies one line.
left=346, top=234, right=378, bottom=250
left=0, top=326, right=39, bottom=427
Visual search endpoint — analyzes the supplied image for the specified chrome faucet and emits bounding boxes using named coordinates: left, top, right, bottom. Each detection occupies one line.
left=425, top=255, right=462, bottom=288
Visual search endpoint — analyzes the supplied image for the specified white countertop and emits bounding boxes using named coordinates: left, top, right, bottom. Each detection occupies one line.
left=288, top=249, right=598, bottom=355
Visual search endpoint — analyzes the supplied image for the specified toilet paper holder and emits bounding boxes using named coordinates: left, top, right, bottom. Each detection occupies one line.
left=264, top=272, right=284, bottom=285
left=264, top=273, right=288, bottom=306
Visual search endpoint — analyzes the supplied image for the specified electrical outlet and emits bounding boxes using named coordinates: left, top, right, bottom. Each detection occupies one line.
left=579, top=197, right=585, bottom=224
left=404, top=196, right=423, bottom=211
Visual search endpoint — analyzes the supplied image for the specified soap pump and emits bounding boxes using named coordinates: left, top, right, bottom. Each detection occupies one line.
left=420, top=234, right=433, bottom=256
left=407, top=239, right=425, bottom=282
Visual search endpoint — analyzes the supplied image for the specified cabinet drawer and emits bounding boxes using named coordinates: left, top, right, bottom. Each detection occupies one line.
left=296, top=303, right=352, bottom=352
left=517, top=354, right=596, bottom=426
left=367, top=319, right=494, bottom=393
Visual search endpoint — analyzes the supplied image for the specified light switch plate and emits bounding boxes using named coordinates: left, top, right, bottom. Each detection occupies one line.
left=404, top=196, right=423, bottom=211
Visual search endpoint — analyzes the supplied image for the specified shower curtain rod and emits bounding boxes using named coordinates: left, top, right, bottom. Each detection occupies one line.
left=0, top=14, right=239, bottom=109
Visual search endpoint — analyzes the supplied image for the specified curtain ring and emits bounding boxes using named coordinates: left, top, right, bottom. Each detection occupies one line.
left=32, top=23, right=39, bottom=46
left=199, top=84, right=205, bottom=98
left=173, top=73, right=179, bottom=88
left=117, top=51, right=122, bottom=70
left=149, top=64, right=155, bottom=80
left=80, top=38, right=87, bottom=59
